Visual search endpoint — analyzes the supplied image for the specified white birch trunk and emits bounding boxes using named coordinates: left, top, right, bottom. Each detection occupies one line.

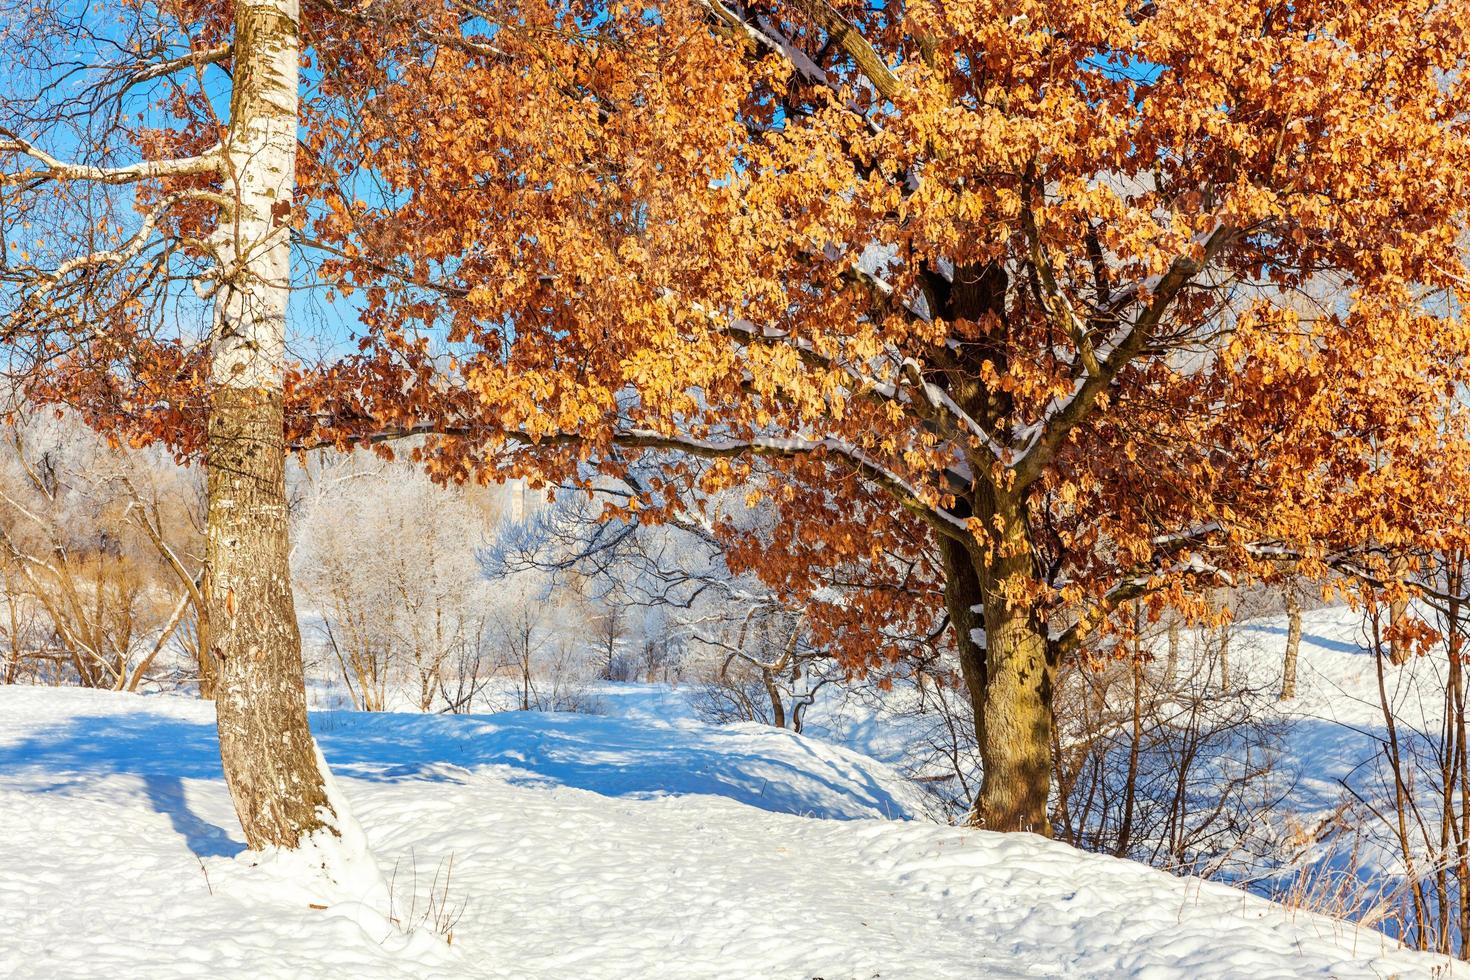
left=207, top=0, right=337, bottom=850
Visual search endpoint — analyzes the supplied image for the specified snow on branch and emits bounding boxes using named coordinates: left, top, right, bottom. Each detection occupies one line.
left=784, top=0, right=901, bottom=101
left=897, top=358, right=1007, bottom=462
left=714, top=319, right=1007, bottom=466
left=295, top=418, right=973, bottom=541
left=1011, top=222, right=1234, bottom=487
left=702, top=0, right=892, bottom=133
left=0, top=129, right=224, bottom=186
left=601, top=427, right=972, bottom=539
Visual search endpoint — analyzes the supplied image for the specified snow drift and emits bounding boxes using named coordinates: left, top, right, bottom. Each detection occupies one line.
left=0, top=685, right=1458, bottom=978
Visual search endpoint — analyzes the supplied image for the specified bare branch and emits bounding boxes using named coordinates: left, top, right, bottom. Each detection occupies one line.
left=0, top=129, right=223, bottom=186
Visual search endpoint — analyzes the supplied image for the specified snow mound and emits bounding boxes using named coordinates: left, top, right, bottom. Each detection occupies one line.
left=308, top=702, right=931, bottom=821
left=0, top=686, right=1459, bottom=979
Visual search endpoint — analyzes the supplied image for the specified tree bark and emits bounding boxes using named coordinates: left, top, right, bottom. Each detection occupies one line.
left=969, top=487, right=1054, bottom=835
left=1280, top=591, right=1301, bottom=701
left=1390, top=554, right=1412, bottom=665
left=208, top=0, right=336, bottom=851
left=3, top=585, right=20, bottom=684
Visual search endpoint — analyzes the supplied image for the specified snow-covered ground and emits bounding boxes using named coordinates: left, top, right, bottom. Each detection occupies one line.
left=1208, top=604, right=1463, bottom=838
left=1, top=675, right=1460, bottom=978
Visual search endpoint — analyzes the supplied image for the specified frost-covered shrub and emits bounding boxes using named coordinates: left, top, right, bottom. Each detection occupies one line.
left=292, top=455, right=494, bottom=711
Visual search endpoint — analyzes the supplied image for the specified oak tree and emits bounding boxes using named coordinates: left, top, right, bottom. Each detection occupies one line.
left=304, top=0, right=1470, bottom=833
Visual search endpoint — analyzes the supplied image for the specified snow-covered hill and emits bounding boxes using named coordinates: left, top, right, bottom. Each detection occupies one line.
left=0, top=683, right=1458, bottom=979
left=1204, top=603, right=1465, bottom=835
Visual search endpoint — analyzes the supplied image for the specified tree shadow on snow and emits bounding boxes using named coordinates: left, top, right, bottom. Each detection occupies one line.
left=0, top=700, right=914, bottom=838
left=309, top=709, right=916, bottom=821
left=0, top=710, right=246, bottom=858
left=140, top=773, right=243, bottom=858
left=1238, top=623, right=1365, bottom=655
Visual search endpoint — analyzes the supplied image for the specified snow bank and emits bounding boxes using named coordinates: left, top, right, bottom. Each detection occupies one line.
left=0, top=685, right=1458, bottom=978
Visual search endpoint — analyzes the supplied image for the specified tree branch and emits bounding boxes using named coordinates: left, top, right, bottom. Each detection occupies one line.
left=1013, top=223, right=1234, bottom=487
left=0, top=130, right=224, bottom=186
left=294, top=420, right=972, bottom=541
left=785, top=0, right=900, bottom=101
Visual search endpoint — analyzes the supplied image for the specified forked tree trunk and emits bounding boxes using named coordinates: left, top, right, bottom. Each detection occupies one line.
left=940, top=495, right=1055, bottom=835
left=208, top=0, right=336, bottom=851
left=1280, top=591, right=1302, bottom=701
left=928, top=260, right=1057, bottom=833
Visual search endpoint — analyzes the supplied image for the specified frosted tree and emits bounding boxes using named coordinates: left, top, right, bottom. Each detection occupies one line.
left=293, top=454, right=492, bottom=711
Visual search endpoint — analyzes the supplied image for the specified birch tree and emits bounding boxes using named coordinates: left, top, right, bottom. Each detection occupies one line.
left=0, top=0, right=335, bottom=850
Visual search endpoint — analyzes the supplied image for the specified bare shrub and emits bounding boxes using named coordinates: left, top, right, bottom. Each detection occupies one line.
left=1334, top=555, right=1470, bottom=958
left=688, top=606, right=835, bottom=732
left=386, top=850, right=467, bottom=944
left=0, top=413, right=198, bottom=690
left=1050, top=640, right=1292, bottom=876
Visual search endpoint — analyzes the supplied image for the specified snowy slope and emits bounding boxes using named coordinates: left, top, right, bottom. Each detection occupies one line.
left=1207, top=605, right=1461, bottom=823
left=0, top=685, right=1459, bottom=979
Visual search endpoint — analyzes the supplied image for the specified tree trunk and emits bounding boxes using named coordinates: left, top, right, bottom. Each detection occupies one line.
left=969, top=488, right=1054, bottom=835
left=1116, top=639, right=1144, bottom=857
left=1390, top=554, right=1412, bottom=665
left=1215, top=591, right=1231, bottom=691
left=928, top=259, right=1057, bottom=833
left=763, top=669, right=786, bottom=729
left=196, top=573, right=216, bottom=700
left=975, top=589, right=1053, bottom=834
left=1280, top=591, right=1301, bottom=701
left=1218, top=627, right=1230, bottom=690
left=208, top=0, right=336, bottom=851
left=1164, top=618, right=1179, bottom=690
left=3, top=586, right=21, bottom=684
left=939, top=535, right=987, bottom=752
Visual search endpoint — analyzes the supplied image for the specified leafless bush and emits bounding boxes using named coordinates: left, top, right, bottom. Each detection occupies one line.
left=1336, top=552, right=1470, bottom=958
left=438, top=625, right=494, bottom=714
left=536, top=639, right=605, bottom=713
left=688, top=606, right=836, bottom=732
left=386, top=850, right=467, bottom=945
left=292, top=455, right=494, bottom=711
left=1050, top=639, right=1293, bottom=876
left=592, top=600, right=637, bottom=681
left=0, top=413, right=200, bottom=691
left=890, top=668, right=985, bottom=814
